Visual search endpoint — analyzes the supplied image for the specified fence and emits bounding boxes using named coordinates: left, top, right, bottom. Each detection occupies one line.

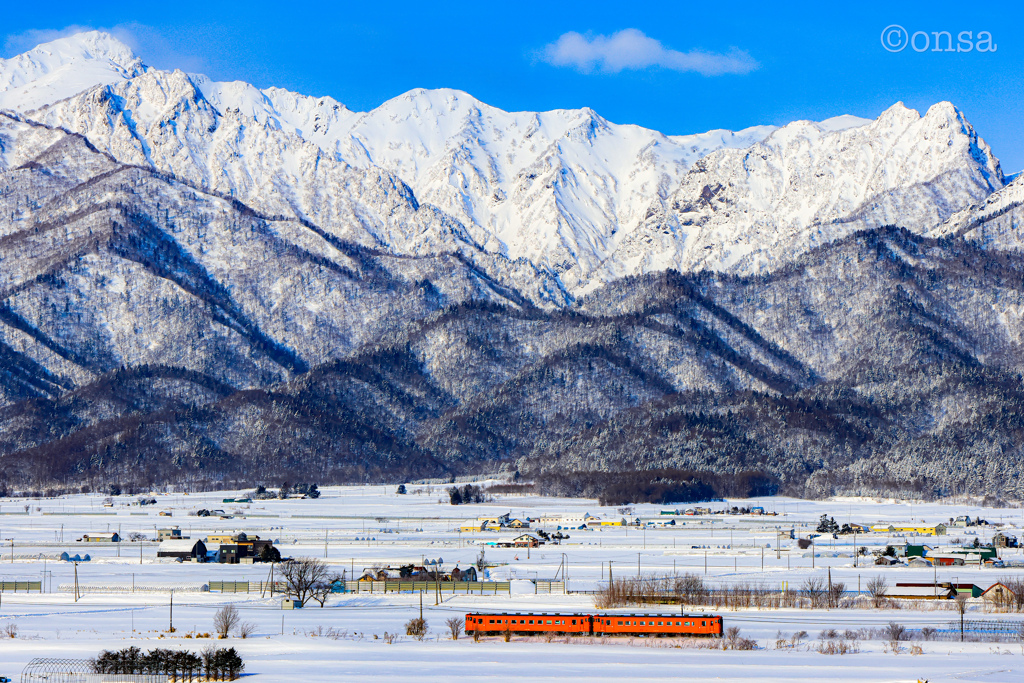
left=535, top=581, right=565, bottom=594
left=208, top=581, right=285, bottom=594
left=57, top=584, right=205, bottom=594
left=345, top=580, right=511, bottom=595
left=943, top=619, right=1024, bottom=635
left=0, top=580, right=41, bottom=592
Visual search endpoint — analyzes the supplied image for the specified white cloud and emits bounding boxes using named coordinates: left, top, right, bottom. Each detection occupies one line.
left=541, top=29, right=758, bottom=76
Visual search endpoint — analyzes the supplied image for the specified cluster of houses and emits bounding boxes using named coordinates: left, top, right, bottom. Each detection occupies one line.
left=458, top=512, right=627, bottom=534
left=154, top=528, right=278, bottom=564
left=874, top=542, right=1003, bottom=568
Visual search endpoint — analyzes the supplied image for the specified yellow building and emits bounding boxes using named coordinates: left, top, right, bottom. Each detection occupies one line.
left=459, top=521, right=501, bottom=532
left=870, top=524, right=947, bottom=536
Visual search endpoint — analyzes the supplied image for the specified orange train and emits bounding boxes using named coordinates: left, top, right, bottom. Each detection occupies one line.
left=465, top=612, right=723, bottom=637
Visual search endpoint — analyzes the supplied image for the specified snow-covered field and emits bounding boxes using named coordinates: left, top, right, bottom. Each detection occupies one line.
left=1, top=485, right=1023, bottom=681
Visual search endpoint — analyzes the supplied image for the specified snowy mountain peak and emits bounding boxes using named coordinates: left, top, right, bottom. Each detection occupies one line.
left=0, top=31, right=144, bottom=111
left=0, top=31, right=1010, bottom=299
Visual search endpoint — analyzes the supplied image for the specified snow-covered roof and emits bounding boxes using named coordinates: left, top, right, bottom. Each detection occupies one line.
left=158, top=539, right=203, bottom=552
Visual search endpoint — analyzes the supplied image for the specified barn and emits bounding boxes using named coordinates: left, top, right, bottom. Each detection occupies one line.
left=157, top=539, right=208, bottom=561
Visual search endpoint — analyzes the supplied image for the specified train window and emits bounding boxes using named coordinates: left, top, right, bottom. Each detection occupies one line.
left=658, top=621, right=663, bottom=625
left=529, top=620, right=534, bottom=624
left=702, top=621, right=706, bottom=626
left=617, top=621, right=623, bottom=625
left=546, top=620, right=552, bottom=624
left=572, top=619, right=577, bottom=625
left=489, top=619, right=494, bottom=624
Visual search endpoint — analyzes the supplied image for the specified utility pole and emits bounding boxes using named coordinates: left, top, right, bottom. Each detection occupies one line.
left=73, top=562, right=80, bottom=602
left=169, top=589, right=174, bottom=632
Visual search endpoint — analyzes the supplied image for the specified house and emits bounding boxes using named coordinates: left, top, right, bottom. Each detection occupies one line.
left=215, top=536, right=275, bottom=564
left=949, top=583, right=983, bottom=598
left=903, top=544, right=933, bottom=558
left=157, top=539, right=207, bottom=562
left=513, top=534, right=540, bottom=548
left=992, top=532, right=1018, bottom=548
left=459, top=521, right=501, bottom=533
left=206, top=532, right=249, bottom=545
left=928, top=554, right=966, bottom=566
left=599, top=518, right=627, bottom=527
left=506, top=519, right=530, bottom=529
left=982, top=582, right=1018, bottom=608
left=946, top=546, right=998, bottom=562
left=874, top=555, right=901, bottom=566
left=79, top=532, right=120, bottom=543
left=450, top=566, right=478, bottom=582
left=953, top=515, right=973, bottom=527
left=537, top=513, right=599, bottom=527
left=750, top=506, right=765, bottom=515
left=157, top=528, right=185, bottom=541
left=891, top=583, right=956, bottom=600
left=907, top=556, right=933, bottom=568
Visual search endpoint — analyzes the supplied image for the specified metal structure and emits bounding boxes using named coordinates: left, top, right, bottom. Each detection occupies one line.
left=20, top=659, right=169, bottom=683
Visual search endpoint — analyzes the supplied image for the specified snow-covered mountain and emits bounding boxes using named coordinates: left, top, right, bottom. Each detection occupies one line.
left=2, top=31, right=1006, bottom=298
left=4, top=33, right=1024, bottom=497
left=0, top=31, right=145, bottom=111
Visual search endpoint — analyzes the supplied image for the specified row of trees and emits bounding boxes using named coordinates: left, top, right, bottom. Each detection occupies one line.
left=94, top=646, right=243, bottom=680
left=448, top=484, right=485, bottom=505
left=251, top=483, right=321, bottom=499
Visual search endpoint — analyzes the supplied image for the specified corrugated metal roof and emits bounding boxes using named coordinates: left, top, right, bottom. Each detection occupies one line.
left=158, top=539, right=203, bottom=552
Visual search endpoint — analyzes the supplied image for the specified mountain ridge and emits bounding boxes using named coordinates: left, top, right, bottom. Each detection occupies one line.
left=0, top=33, right=1022, bottom=500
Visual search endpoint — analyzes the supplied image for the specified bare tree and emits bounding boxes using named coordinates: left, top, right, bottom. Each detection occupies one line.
left=235, top=621, right=256, bottom=639
left=867, top=576, right=888, bottom=608
left=213, top=605, right=240, bottom=638
left=885, top=621, right=907, bottom=654
left=953, top=593, right=969, bottom=642
left=802, top=577, right=826, bottom=609
left=445, top=617, right=463, bottom=640
left=827, top=581, right=846, bottom=609
left=308, top=571, right=346, bottom=608
left=999, top=576, right=1024, bottom=612
left=279, top=557, right=331, bottom=607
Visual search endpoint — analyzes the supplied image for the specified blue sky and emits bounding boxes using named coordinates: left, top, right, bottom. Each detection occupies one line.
left=4, top=1, right=1024, bottom=170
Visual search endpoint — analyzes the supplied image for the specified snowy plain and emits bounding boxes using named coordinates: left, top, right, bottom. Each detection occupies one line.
left=0, top=485, right=1023, bottom=681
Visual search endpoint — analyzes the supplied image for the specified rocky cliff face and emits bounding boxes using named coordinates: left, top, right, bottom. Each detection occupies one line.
left=0, top=32, right=1022, bottom=499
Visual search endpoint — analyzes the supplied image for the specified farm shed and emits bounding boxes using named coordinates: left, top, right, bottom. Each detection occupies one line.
left=157, top=538, right=208, bottom=561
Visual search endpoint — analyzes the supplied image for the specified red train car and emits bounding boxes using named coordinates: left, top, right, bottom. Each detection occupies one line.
left=464, top=612, right=722, bottom=638
left=593, top=613, right=722, bottom=637
left=465, top=613, right=592, bottom=636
